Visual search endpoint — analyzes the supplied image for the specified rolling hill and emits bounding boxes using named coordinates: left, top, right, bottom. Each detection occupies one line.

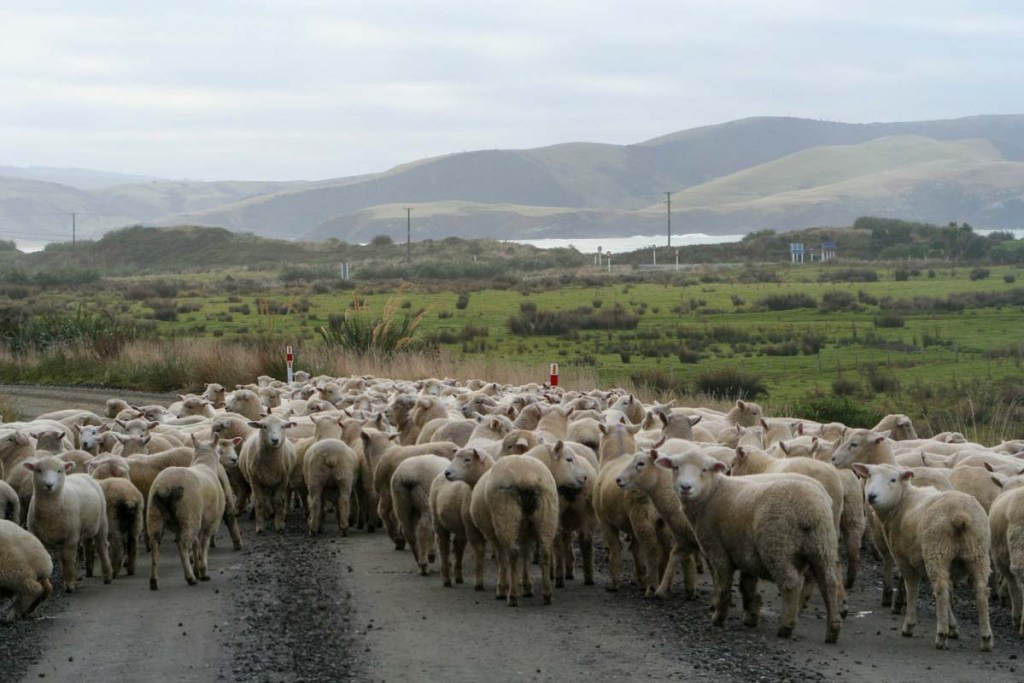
left=2, top=114, right=1024, bottom=244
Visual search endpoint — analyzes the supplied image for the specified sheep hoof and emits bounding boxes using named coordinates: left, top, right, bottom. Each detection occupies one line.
left=605, top=586, right=618, bottom=593
left=443, top=579, right=452, bottom=588
left=507, top=597, right=518, bottom=607
left=652, top=590, right=668, bottom=600
left=428, top=553, right=436, bottom=563
left=776, top=625, right=794, bottom=639
left=744, top=614, right=760, bottom=628
left=901, top=626, right=915, bottom=638
left=555, top=578, right=565, bottom=588
left=882, top=591, right=893, bottom=607
left=474, top=584, right=484, bottom=591
left=200, top=575, right=211, bottom=582
left=187, top=578, right=197, bottom=586
left=826, top=624, right=840, bottom=644
left=395, top=540, right=406, bottom=550
left=844, top=577, right=855, bottom=590
left=981, top=635, right=994, bottom=652
left=840, top=606, right=849, bottom=619
left=149, top=579, right=158, bottom=591
left=103, top=578, right=111, bottom=585
left=419, top=566, right=428, bottom=577
left=543, top=593, right=552, bottom=605
left=935, top=636, right=948, bottom=650
left=455, top=577, right=464, bottom=584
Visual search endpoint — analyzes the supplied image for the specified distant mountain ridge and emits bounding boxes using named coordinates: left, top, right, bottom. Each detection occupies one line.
left=2, top=115, right=1024, bottom=244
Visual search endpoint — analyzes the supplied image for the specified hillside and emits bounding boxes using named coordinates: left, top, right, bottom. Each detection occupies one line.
left=2, top=115, right=1024, bottom=243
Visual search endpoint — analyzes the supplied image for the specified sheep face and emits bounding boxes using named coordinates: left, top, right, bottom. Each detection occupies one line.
left=853, top=463, right=912, bottom=511
left=31, top=430, right=64, bottom=453
left=655, top=449, right=726, bottom=500
left=216, top=438, right=243, bottom=468
left=78, top=425, right=104, bottom=451
left=830, top=430, right=884, bottom=469
left=615, top=451, right=657, bottom=491
left=25, top=456, right=74, bottom=494
left=202, top=383, right=227, bottom=408
left=247, top=417, right=294, bottom=448
left=549, top=443, right=588, bottom=491
left=182, top=397, right=211, bottom=416
left=444, top=448, right=491, bottom=484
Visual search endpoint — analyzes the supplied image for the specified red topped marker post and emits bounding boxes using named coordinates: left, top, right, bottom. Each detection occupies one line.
left=549, top=362, right=559, bottom=387
left=286, top=345, right=294, bottom=384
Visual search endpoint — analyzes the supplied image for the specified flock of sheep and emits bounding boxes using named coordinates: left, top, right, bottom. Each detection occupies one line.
left=3, top=372, right=1024, bottom=655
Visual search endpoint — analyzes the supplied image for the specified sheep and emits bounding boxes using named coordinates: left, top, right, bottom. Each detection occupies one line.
left=404, top=396, right=449, bottom=445
left=75, top=424, right=112, bottom=455
left=126, top=447, right=194, bottom=502
left=202, top=382, right=228, bottom=409
left=501, top=429, right=540, bottom=456
left=726, top=399, right=763, bottom=426
left=0, top=519, right=53, bottom=622
left=655, top=448, right=841, bottom=643
left=147, top=435, right=227, bottom=589
left=432, top=448, right=494, bottom=588
left=391, top=454, right=451, bottom=575
left=948, top=465, right=1005, bottom=512
left=86, top=454, right=131, bottom=481
left=25, top=456, right=112, bottom=592
left=2, top=430, right=41, bottom=524
left=176, top=395, right=216, bottom=419
left=759, top=419, right=794, bottom=449
left=95, top=477, right=144, bottom=579
left=303, top=439, right=359, bottom=536
left=853, top=463, right=992, bottom=651
left=217, top=435, right=248, bottom=516
left=872, top=414, right=918, bottom=441
left=210, top=415, right=256, bottom=443
left=989, top=486, right=1024, bottom=634
left=105, top=398, right=131, bottom=418
left=469, top=454, right=559, bottom=606
left=614, top=450, right=701, bottom=599
left=361, top=428, right=457, bottom=548
left=226, top=389, right=264, bottom=421
left=0, top=479, right=19, bottom=522
left=238, top=415, right=296, bottom=533
left=525, top=440, right=596, bottom=586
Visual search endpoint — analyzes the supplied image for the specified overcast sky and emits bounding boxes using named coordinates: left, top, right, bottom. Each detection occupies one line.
left=1, top=0, right=1021, bottom=181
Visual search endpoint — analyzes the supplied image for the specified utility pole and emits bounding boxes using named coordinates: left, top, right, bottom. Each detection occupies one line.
left=405, top=207, right=412, bottom=262
left=70, top=212, right=76, bottom=249
left=664, top=192, right=672, bottom=248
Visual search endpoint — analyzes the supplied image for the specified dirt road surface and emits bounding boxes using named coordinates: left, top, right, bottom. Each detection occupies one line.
left=2, top=385, right=1024, bottom=682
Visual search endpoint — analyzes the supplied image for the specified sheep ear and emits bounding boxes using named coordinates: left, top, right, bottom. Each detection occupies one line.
left=873, top=436, right=886, bottom=445
left=598, top=424, right=609, bottom=436
left=30, top=431, right=42, bottom=440
left=735, top=446, right=747, bottom=461
left=231, top=436, right=243, bottom=446
left=148, top=421, right=160, bottom=430
left=779, top=441, right=790, bottom=455
left=554, top=440, right=565, bottom=453
left=247, top=421, right=262, bottom=429
left=759, top=418, right=769, bottom=430
left=191, top=434, right=200, bottom=448
left=851, top=463, right=870, bottom=479
left=626, top=424, right=641, bottom=434
left=711, top=462, right=728, bottom=474
left=654, top=456, right=674, bottom=469
left=178, top=394, right=187, bottom=401
left=98, top=424, right=111, bottom=434
left=86, top=461, right=98, bottom=473
left=736, top=400, right=746, bottom=409
left=210, top=432, right=220, bottom=446
left=141, top=435, right=152, bottom=445
left=388, top=433, right=401, bottom=442
left=795, top=422, right=804, bottom=436
left=992, top=474, right=1007, bottom=488
left=283, top=421, right=296, bottom=429
left=63, top=461, right=75, bottom=473
left=984, top=462, right=994, bottom=472
left=689, top=415, right=702, bottom=427
left=471, top=448, right=482, bottom=461
left=809, top=438, right=819, bottom=455
left=658, top=412, right=669, bottom=426
left=653, top=435, right=667, bottom=448
left=646, top=449, right=658, bottom=462
left=22, top=461, right=36, bottom=472
left=899, top=469, right=914, bottom=481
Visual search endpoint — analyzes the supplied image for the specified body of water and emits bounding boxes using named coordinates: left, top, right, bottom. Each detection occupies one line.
left=507, top=233, right=745, bottom=254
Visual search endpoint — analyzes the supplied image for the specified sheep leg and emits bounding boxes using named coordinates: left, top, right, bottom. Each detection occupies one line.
left=60, top=543, right=79, bottom=593
left=453, top=536, right=467, bottom=584
left=252, top=485, right=266, bottom=533
left=84, top=538, right=96, bottom=578
left=223, top=506, right=243, bottom=550
left=539, top=539, right=554, bottom=605
left=641, top=536, right=662, bottom=597
left=813, top=556, right=842, bottom=644
left=149, top=532, right=161, bottom=590
left=602, top=523, right=622, bottom=592
left=336, top=488, right=350, bottom=537
left=842, top=525, right=860, bottom=589
left=931, top=569, right=952, bottom=650
left=882, top=553, right=896, bottom=609
left=472, top=539, right=487, bottom=590
left=563, top=532, right=575, bottom=581
left=709, top=564, right=734, bottom=626
left=307, top=491, right=323, bottom=536
left=178, top=534, right=198, bottom=586
left=272, top=485, right=288, bottom=532
left=494, top=545, right=509, bottom=600
left=580, top=528, right=595, bottom=586
left=15, top=579, right=45, bottom=618
left=553, top=532, right=566, bottom=588
left=738, top=573, right=762, bottom=627
left=900, top=567, right=920, bottom=638
left=416, top=515, right=433, bottom=576
left=437, top=528, right=453, bottom=586
left=972, top=563, right=993, bottom=651
left=507, top=545, right=522, bottom=607
left=198, top=530, right=214, bottom=580
left=775, top=569, right=804, bottom=639
left=654, top=545, right=682, bottom=598
left=521, top=539, right=535, bottom=597
left=109, top=531, right=125, bottom=580
left=96, top=532, right=113, bottom=584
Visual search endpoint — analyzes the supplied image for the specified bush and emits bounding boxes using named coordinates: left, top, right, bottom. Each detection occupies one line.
left=319, top=289, right=424, bottom=354
left=789, top=396, right=883, bottom=428
left=894, top=269, right=910, bottom=282
left=831, top=377, right=860, bottom=397
left=819, top=290, right=857, bottom=313
left=969, top=267, right=990, bottom=281
left=507, top=303, right=640, bottom=336
left=868, top=369, right=901, bottom=394
left=694, top=368, right=767, bottom=399
left=370, top=235, right=394, bottom=247
left=818, top=268, right=879, bottom=283
left=1005, top=274, right=1017, bottom=284
left=756, top=293, right=817, bottom=311
left=873, top=313, right=905, bottom=328
left=455, top=292, right=470, bottom=310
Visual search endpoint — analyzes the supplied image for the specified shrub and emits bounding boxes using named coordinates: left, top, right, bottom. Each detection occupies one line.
left=592, top=299, right=603, bottom=309
left=437, top=310, right=453, bottom=319
left=455, top=292, right=470, bottom=310
left=1005, top=274, right=1017, bottom=284
left=818, top=268, right=879, bottom=283
left=730, top=295, right=745, bottom=307
left=789, top=396, right=883, bottom=428
left=756, top=293, right=817, bottom=311
left=868, top=370, right=901, bottom=394
left=873, top=313, right=905, bottom=328
left=507, top=303, right=640, bottom=336
left=831, top=376, right=860, bottom=397
left=319, top=289, right=424, bottom=354
left=370, top=235, right=394, bottom=247
left=819, top=290, right=857, bottom=313
left=694, top=368, right=767, bottom=399
left=969, top=267, right=990, bottom=281
left=676, top=345, right=701, bottom=364
left=894, top=269, right=910, bottom=282
left=630, top=368, right=686, bottom=394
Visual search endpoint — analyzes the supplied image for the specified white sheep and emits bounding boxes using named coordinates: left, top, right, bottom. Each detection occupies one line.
left=147, top=435, right=227, bottom=589
left=0, top=479, right=20, bottom=522
left=655, top=448, right=842, bottom=643
left=469, top=454, right=559, bottom=606
left=303, top=438, right=359, bottom=536
left=391, top=454, right=451, bottom=575
left=95, top=477, right=144, bottom=579
left=0, top=519, right=53, bottom=621
left=989, top=485, right=1024, bottom=634
left=25, top=456, right=113, bottom=592
left=238, top=415, right=296, bottom=533
left=432, top=448, right=494, bottom=588
left=854, top=463, right=992, bottom=651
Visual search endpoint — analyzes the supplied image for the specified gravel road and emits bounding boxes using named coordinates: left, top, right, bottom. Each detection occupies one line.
left=3, top=385, right=1024, bottom=682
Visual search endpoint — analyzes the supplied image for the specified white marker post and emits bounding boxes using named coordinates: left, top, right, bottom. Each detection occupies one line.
left=549, top=363, right=559, bottom=387
left=286, top=345, right=294, bottom=384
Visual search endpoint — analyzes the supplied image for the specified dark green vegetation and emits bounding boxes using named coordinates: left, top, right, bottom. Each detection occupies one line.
left=1, top=218, right=1023, bottom=441
left=4, top=115, right=1024, bottom=242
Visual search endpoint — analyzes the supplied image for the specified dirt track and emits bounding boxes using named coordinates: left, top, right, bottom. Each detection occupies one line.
left=3, top=385, right=1024, bottom=682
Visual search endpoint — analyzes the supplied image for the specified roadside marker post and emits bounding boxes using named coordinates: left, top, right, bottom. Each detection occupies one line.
left=549, top=363, right=559, bottom=387
left=286, top=345, right=294, bottom=384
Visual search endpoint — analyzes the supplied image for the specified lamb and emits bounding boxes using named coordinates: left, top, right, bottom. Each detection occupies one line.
left=872, top=414, right=918, bottom=441
left=614, top=450, right=701, bottom=599
left=125, top=447, right=194, bottom=502
left=2, top=430, right=41, bottom=524
left=0, top=519, right=53, bottom=621
left=147, top=435, right=227, bottom=589
left=202, top=383, right=228, bottom=409
left=226, top=389, right=264, bottom=421
left=238, top=415, right=296, bottom=533
left=391, top=454, right=451, bottom=575
left=655, top=449, right=841, bottom=643
left=0, top=479, right=19, bottom=522
left=75, top=424, right=112, bottom=455
left=105, top=398, right=132, bottom=418
left=854, top=463, right=992, bottom=651
left=303, top=439, right=360, bottom=536
left=726, top=399, right=763, bottom=427
left=989, top=485, right=1024, bottom=634
left=432, top=448, right=494, bottom=588
left=469, top=454, right=559, bottom=606
left=25, top=456, right=113, bottom=592
left=95, top=477, right=144, bottom=579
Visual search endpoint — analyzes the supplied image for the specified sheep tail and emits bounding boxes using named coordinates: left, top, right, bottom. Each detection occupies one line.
left=151, top=485, right=185, bottom=521
left=950, top=511, right=970, bottom=536
left=116, top=500, right=139, bottom=534
left=514, top=486, right=539, bottom=517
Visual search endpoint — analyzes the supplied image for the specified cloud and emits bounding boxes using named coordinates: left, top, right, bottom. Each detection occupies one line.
left=0, top=1, right=1021, bottom=179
